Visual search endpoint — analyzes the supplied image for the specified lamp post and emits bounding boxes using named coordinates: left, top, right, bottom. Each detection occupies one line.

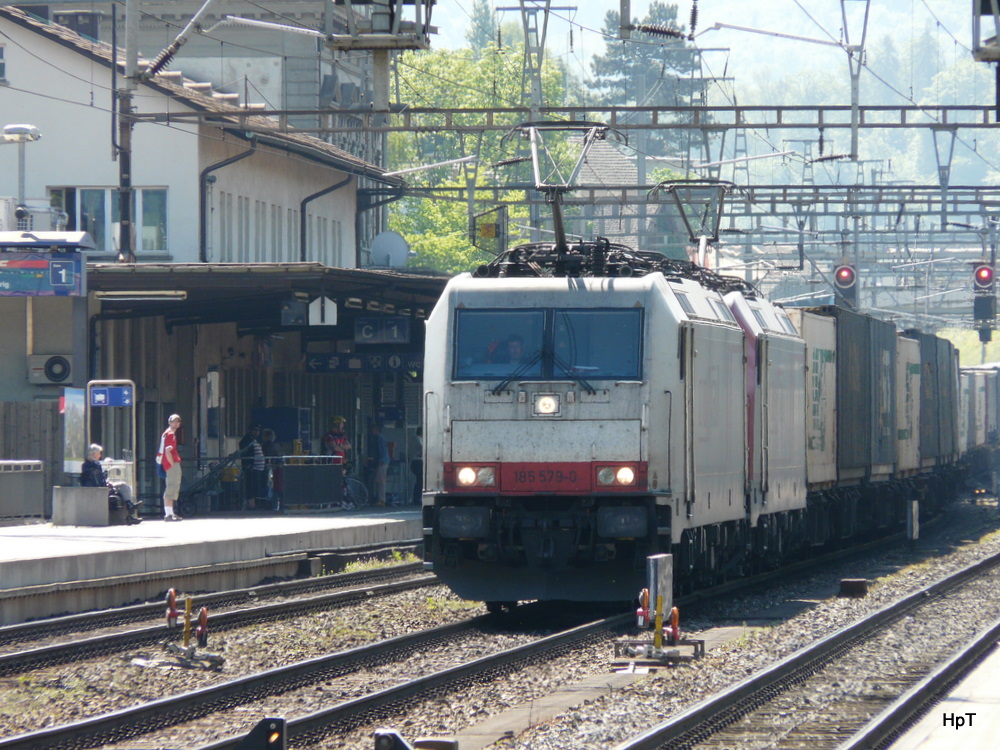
left=2, top=124, right=42, bottom=209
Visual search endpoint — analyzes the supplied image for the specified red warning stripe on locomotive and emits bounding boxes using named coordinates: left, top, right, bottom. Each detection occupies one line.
left=443, top=462, right=647, bottom=493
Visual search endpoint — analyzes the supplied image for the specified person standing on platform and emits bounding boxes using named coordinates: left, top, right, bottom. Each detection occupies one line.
left=158, top=414, right=183, bottom=521
left=322, top=416, right=353, bottom=508
left=321, top=416, right=352, bottom=463
left=260, top=427, right=282, bottom=511
left=366, top=422, right=390, bottom=507
left=239, top=423, right=262, bottom=508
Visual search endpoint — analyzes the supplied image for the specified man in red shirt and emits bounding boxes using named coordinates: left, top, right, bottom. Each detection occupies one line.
left=321, top=416, right=352, bottom=463
left=158, top=414, right=183, bottom=521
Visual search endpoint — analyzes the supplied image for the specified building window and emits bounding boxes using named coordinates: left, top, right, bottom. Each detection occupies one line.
left=219, top=191, right=229, bottom=261
left=254, top=199, right=264, bottom=262
left=319, top=217, right=328, bottom=264
left=51, top=187, right=167, bottom=253
left=237, top=195, right=248, bottom=261
left=0, top=46, right=6, bottom=81
left=271, top=204, right=281, bottom=261
left=225, top=192, right=234, bottom=261
left=140, top=189, right=167, bottom=252
left=335, top=219, right=343, bottom=266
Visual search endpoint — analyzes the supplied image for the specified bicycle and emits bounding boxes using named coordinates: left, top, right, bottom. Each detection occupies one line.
left=340, top=463, right=369, bottom=508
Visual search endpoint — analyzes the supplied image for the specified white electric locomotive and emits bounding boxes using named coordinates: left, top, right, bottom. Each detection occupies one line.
left=421, top=236, right=982, bottom=608
left=422, top=242, right=819, bottom=605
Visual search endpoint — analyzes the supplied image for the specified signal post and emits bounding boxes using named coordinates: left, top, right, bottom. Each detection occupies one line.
left=973, top=262, right=995, bottom=343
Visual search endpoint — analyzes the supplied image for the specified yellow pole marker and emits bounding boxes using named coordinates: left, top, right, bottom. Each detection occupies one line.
left=183, top=597, right=193, bottom=648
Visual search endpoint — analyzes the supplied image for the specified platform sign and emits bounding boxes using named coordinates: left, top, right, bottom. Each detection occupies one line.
left=354, top=316, right=410, bottom=344
left=305, top=352, right=423, bottom=373
left=90, top=386, right=134, bottom=407
left=85, top=379, right=137, bottom=501
left=0, top=252, right=86, bottom=296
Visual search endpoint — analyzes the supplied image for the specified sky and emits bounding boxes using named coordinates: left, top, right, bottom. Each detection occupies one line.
left=429, top=1, right=972, bottom=87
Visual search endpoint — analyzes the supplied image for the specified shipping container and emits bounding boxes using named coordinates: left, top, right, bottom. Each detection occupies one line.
left=905, top=331, right=960, bottom=468
left=813, top=307, right=896, bottom=484
left=787, top=308, right=837, bottom=489
left=896, top=335, right=921, bottom=476
left=959, top=371, right=971, bottom=454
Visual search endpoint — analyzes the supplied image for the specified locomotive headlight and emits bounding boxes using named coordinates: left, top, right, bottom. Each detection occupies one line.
left=533, top=393, right=560, bottom=416
left=596, top=465, right=638, bottom=487
left=456, top=465, right=495, bottom=487
left=597, top=467, right=617, bottom=486
left=616, top=466, right=635, bottom=485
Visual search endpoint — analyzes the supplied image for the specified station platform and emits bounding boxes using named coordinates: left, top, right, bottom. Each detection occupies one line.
left=0, top=507, right=421, bottom=625
left=889, top=647, right=1000, bottom=750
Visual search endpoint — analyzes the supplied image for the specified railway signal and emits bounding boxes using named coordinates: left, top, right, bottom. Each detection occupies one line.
left=833, top=264, right=858, bottom=308
left=973, top=263, right=995, bottom=292
left=973, top=263, right=996, bottom=341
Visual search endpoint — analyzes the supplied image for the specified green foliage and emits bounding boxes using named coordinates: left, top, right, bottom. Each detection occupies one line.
left=389, top=43, right=580, bottom=273
left=939, top=328, right=1000, bottom=367
left=588, top=2, right=699, bottom=156
left=340, top=550, right=420, bottom=573
left=465, top=0, right=497, bottom=57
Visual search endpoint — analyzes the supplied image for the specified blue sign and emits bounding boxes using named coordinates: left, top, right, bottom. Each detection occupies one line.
left=354, top=317, right=411, bottom=344
left=90, top=386, right=134, bottom=407
left=0, top=252, right=85, bottom=296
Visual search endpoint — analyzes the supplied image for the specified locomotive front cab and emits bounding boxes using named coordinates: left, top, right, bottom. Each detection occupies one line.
left=422, top=276, right=663, bottom=602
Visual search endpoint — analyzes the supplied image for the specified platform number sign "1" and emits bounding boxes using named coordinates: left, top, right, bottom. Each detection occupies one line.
left=354, top=316, right=410, bottom=344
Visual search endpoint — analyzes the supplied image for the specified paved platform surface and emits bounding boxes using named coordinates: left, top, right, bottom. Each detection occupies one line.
left=889, top=646, right=1000, bottom=750
left=0, top=508, right=421, bottom=591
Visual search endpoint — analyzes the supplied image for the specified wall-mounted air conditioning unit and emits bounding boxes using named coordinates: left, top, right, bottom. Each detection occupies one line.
left=27, top=355, right=74, bottom=385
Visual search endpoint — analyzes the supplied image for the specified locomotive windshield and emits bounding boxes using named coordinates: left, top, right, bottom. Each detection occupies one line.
left=453, top=308, right=643, bottom=381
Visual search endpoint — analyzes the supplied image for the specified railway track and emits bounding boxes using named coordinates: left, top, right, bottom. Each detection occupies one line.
left=0, top=513, right=983, bottom=749
left=0, top=571, right=435, bottom=677
left=612, top=549, right=1000, bottom=750
left=0, top=604, right=621, bottom=750
left=0, top=540, right=422, bottom=652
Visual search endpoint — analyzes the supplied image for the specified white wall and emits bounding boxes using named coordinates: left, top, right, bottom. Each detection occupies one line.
left=0, top=14, right=360, bottom=266
left=202, top=134, right=358, bottom=266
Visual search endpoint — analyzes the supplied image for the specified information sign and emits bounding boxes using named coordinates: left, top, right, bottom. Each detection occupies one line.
left=354, top=316, right=410, bottom=344
left=305, top=352, right=423, bottom=374
left=0, top=252, right=86, bottom=296
left=90, top=386, right=134, bottom=407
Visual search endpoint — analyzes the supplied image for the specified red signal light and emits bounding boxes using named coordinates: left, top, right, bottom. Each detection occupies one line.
left=833, top=264, right=857, bottom=289
left=974, top=264, right=995, bottom=291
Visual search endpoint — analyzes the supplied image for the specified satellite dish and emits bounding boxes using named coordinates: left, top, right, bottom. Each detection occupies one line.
left=370, top=230, right=410, bottom=267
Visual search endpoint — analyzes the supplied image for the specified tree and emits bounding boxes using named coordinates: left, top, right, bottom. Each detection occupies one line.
left=588, top=2, right=701, bottom=157
left=466, top=0, right=497, bottom=58
left=389, top=43, right=577, bottom=273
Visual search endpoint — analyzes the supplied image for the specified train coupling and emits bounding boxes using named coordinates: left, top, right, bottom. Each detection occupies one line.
left=373, top=728, right=458, bottom=750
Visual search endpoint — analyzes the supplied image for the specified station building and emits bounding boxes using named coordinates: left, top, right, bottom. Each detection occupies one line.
left=0, top=6, right=450, bottom=514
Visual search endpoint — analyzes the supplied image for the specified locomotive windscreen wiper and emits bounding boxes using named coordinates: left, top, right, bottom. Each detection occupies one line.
left=552, top=353, right=596, bottom=395
left=491, top=349, right=543, bottom=395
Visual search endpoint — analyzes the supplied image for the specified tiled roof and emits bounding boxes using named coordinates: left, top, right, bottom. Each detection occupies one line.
left=578, top=137, right=638, bottom=187
left=0, top=6, right=397, bottom=183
